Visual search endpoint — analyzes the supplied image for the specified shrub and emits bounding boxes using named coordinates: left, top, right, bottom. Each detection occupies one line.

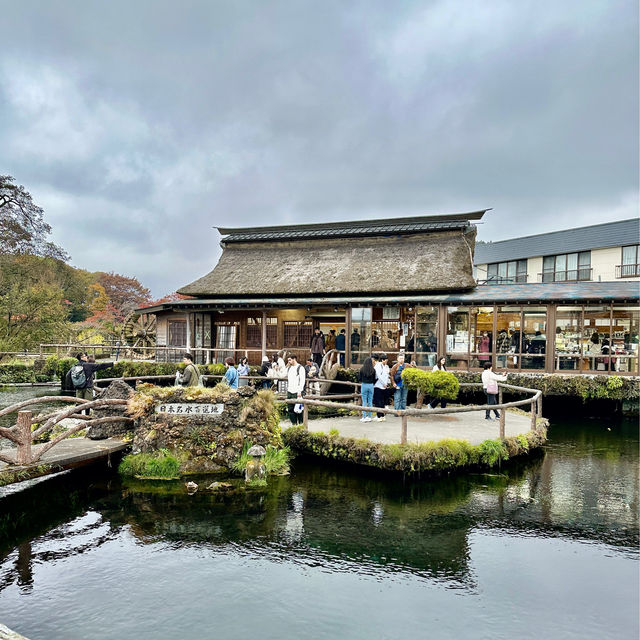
left=0, top=363, right=35, bottom=384
left=402, top=368, right=459, bottom=401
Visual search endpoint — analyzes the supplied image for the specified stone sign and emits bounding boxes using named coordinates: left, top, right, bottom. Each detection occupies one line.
left=155, top=403, right=224, bottom=416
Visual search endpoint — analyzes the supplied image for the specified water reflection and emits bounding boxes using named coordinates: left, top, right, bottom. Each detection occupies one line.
left=1, top=418, right=637, bottom=600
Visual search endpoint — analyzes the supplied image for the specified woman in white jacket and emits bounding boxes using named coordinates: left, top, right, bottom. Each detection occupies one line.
left=481, top=362, right=507, bottom=420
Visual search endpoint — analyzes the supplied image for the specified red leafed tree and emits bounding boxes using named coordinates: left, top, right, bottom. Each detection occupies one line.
left=95, top=272, right=151, bottom=320
left=138, top=291, right=194, bottom=308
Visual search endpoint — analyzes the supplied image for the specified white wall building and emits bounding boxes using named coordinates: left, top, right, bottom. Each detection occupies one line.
left=474, top=218, right=640, bottom=284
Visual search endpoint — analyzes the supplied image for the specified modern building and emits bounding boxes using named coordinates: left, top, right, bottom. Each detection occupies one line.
left=141, top=212, right=639, bottom=375
left=474, top=218, right=640, bottom=284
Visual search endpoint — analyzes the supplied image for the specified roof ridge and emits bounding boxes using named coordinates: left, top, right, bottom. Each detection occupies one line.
left=217, top=209, right=489, bottom=236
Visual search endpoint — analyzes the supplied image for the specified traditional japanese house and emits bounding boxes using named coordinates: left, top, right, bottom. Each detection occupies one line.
left=142, top=211, right=639, bottom=375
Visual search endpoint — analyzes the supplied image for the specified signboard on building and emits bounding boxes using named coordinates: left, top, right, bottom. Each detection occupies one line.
left=155, top=403, right=224, bottom=416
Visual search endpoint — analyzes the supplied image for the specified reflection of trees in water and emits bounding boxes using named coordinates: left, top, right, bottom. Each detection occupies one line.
left=0, top=427, right=637, bottom=595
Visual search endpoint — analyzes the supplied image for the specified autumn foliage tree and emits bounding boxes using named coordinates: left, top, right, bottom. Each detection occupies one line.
left=95, top=272, right=151, bottom=321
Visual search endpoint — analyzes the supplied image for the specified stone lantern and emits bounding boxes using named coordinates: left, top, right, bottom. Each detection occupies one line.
left=245, top=444, right=266, bottom=482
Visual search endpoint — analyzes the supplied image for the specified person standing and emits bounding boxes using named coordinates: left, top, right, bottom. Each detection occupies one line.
left=325, top=329, right=336, bottom=352
left=286, top=355, right=306, bottom=425
left=224, top=357, right=239, bottom=389
left=177, top=353, right=200, bottom=387
left=373, top=353, right=390, bottom=421
left=259, top=356, right=271, bottom=389
left=68, top=352, right=115, bottom=413
left=426, top=355, right=449, bottom=409
left=496, top=329, right=510, bottom=368
left=481, top=362, right=507, bottom=420
left=336, top=329, right=346, bottom=366
left=359, top=354, right=378, bottom=422
left=390, top=353, right=413, bottom=411
left=310, top=328, right=325, bottom=369
left=305, top=357, right=320, bottom=395
left=350, top=328, right=361, bottom=364
left=237, top=357, right=250, bottom=387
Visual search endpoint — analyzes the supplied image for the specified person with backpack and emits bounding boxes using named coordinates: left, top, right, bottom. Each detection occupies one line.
left=67, top=352, right=115, bottom=410
left=390, top=353, right=414, bottom=411
left=286, top=354, right=306, bottom=425
left=223, top=357, right=239, bottom=389
left=176, top=353, right=201, bottom=387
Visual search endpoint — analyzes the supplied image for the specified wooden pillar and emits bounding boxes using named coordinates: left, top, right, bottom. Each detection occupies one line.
left=261, top=310, right=267, bottom=359
left=492, top=304, right=498, bottom=367
left=185, top=313, right=192, bottom=352
left=413, top=307, right=418, bottom=362
left=401, top=413, right=408, bottom=444
left=546, top=304, right=556, bottom=373
left=438, top=304, right=448, bottom=359
left=537, top=394, right=543, bottom=418
left=499, top=407, right=506, bottom=439
left=530, top=400, right=537, bottom=432
left=303, top=404, right=308, bottom=431
left=16, top=411, right=32, bottom=465
left=345, top=306, right=352, bottom=368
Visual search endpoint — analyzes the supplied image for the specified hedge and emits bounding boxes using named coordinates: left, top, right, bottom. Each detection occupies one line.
left=283, top=425, right=547, bottom=475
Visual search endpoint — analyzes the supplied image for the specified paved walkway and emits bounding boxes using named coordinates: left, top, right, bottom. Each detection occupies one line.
left=285, top=410, right=533, bottom=445
left=0, top=437, right=129, bottom=472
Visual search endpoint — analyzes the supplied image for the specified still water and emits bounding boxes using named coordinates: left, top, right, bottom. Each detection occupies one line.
left=0, top=408, right=637, bottom=639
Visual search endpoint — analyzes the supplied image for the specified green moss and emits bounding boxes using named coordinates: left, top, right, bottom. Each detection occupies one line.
left=283, top=426, right=545, bottom=475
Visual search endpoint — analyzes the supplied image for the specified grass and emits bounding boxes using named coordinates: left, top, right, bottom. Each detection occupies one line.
left=118, top=449, right=184, bottom=479
left=232, top=440, right=291, bottom=475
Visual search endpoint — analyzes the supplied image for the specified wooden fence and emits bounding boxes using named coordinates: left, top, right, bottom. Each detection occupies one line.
left=0, top=396, right=132, bottom=466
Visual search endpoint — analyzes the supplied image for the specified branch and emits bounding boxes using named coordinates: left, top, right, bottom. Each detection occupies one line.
left=0, top=426, right=21, bottom=444
left=0, top=395, right=83, bottom=418
left=0, top=451, right=17, bottom=465
left=32, top=399, right=128, bottom=439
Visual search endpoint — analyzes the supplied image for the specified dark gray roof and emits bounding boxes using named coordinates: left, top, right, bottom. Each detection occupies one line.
left=218, top=210, right=488, bottom=243
left=141, top=281, right=639, bottom=313
left=474, top=218, right=640, bottom=264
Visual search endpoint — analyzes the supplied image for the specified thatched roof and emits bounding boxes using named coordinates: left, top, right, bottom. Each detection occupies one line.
left=178, top=228, right=477, bottom=298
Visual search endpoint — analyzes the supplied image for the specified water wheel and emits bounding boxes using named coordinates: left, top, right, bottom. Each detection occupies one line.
left=120, top=311, right=157, bottom=355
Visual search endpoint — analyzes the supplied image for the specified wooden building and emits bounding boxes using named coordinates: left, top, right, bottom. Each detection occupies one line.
left=142, top=212, right=639, bottom=375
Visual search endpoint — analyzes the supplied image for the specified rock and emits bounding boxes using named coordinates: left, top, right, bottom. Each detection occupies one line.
left=185, top=481, right=198, bottom=494
left=87, top=380, right=134, bottom=440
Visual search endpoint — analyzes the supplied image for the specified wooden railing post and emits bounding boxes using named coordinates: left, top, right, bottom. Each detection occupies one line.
left=303, top=404, right=308, bottom=430
left=499, top=408, right=506, bottom=439
left=401, top=413, right=408, bottom=444
left=16, top=411, right=33, bottom=465
left=530, top=400, right=537, bottom=432
left=537, top=394, right=543, bottom=418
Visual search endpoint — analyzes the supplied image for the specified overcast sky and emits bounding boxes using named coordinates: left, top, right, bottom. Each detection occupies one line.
left=1, top=0, right=637, bottom=296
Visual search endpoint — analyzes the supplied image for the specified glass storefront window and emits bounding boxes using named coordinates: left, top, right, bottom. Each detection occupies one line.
left=521, top=307, right=547, bottom=369
left=612, top=306, right=639, bottom=374
left=351, top=308, right=371, bottom=365
left=470, top=306, right=494, bottom=368
left=554, top=306, right=582, bottom=371
left=446, top=307, right=470, bottom=369
left=371, top=306, right=403, bottom=358
left=416, top=306, right=438, bottom=367
left=496, top=306, right=521, bottom=369
left=583, top=306, right=611, bottom=371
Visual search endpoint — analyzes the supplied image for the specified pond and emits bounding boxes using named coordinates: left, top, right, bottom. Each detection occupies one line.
left=0, top=402, right=637, bottom=638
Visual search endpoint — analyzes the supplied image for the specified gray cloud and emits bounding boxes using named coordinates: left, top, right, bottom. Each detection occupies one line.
left=0, top=0, right=637, bottom=295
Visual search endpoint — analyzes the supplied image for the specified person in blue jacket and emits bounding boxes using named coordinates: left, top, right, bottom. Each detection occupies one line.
left=223, top=357, right=239, bottom=389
